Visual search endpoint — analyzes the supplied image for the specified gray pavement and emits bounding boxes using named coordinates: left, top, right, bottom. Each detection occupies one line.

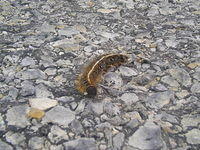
left=0, top=0, right=200, bottom=150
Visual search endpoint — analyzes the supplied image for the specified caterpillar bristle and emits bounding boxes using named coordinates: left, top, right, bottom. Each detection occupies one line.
left=75, top=53, right=129, bottom=97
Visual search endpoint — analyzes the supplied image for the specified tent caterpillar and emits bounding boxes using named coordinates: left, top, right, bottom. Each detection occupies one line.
left=75, top=53, right=129, bottom=97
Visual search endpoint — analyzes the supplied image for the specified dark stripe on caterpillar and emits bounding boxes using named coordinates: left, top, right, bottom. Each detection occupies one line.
left=75, top=53, right=129, bottom=97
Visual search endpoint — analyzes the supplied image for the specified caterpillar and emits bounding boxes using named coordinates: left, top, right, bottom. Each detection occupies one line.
left=75, top=53, right=129, bottom=97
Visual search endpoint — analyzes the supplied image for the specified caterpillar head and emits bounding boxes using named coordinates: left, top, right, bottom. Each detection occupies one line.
left=86, top=85, right=97, bottom=97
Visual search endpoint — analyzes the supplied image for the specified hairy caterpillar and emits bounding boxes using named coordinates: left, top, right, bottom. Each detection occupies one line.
left=75, top=53, right=129, bottom=97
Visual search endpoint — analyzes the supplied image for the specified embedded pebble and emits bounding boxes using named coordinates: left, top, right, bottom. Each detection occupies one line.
left=8, top=87, right=18, bottom=100
left=104, top=102, right=120, bottom=117
left=40, top=22, right=56, bottom=33
left=118, top=66, right=138, bottom=77
left=42, top=106, right=75, bottom=127
left=48, top=125, right=69, bottom=144
left=119, top=93, right=139, bottom=104
left=0, top=114, right=5, bottom=130
left=104, top=72, right=123, bottom=89
left=145, top=91, right=174, bottom=109
left=20, top=81, right=35, bottom=96
left=6, top=105, right=30, bottom=128
left=161, top=76, right=180, bottom=87
left=5, top=131, right=26, bottom=145
left=113, top=132, right=125, bottom=150
left=181, top=114, right=200, bottom=131
left=0, top=140, right=13, bottom=150
left=87, top=102, right=104, bottom=115
left=20, top=57, right=35, bottom=67
left=28, top=137, right=45, bottom=150
left=75, top=100, right=86, bottom=114
left=58, top=27, right=79, bottom=36
left=44, top=68, right=57, bottom=76
left=155, top=112, right=179, bottom=124
left=190, top=83, right=200, bottom=93
left=169, top=68, right=191, bottom=87
left=150, top=84, right=168, bottom=92
left=128, top=121, right=165, bottom=149
left=185, top=129, right=200, bottom=144
left=35, top=84, right=54, bottom=98
left=193, top=71, right=200, bottom=81
left=18, top=69, right=46, bottom=80
left=175, top=90, right=189, bottom=99
left=29, top=98, right=58, bottom=110
left=69, top=119, right=84, bottom=135
left=27, top=108, right=45, bottom=119
left=63, top=138, right=97, bottom=150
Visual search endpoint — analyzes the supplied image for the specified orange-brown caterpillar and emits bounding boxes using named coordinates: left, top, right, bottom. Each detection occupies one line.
left=75, top=53, right=129, bottom=97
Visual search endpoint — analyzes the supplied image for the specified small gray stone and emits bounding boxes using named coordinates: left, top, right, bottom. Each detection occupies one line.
left=161, top=76, right=180, bottom=87
left=181, top=114, right=200, bottom=131
left=42, top=106, right=75, bottom=127
left=0, top=114, right=5, bottom=130
left=159, top=6, right=175, bottom=15
left=0, top=74, right=5, bottom=82
left=35, top=84, right=53, bottom=98
left=181, top=19, right=195, bottom=26
left=58, top=27, right=79, bottom=36
left=44, top=68, right=57, bottom=76
left=88, top=102, right=104, bottom=115
left=75, top=100, right=86, bottom=114
left=40, top=58, right=56, bottom=68
left=109, top=115, right=127, bottom=126
left=20, top=57, right=35, bottom=67
left=82, top=118, right=94, bottom=128
left=169, top=68, right=191, bottom=87
left=147, top=5, right=159, bottom=16
left=29, top=97, right=58, bottom=110
left=193, top=71, right=200, bottom=81
left=8, top=87, right=18, bottom=100
left=104, top=102, right=120, bottom=117
left=150, top=84, right=168, bottom=92
left=128, top=121, right=165, bottom=149
left=57, top=96, right=75, bottom=103
left=135, top=74, right=152, bottom=86
left=50, top=145, right=64, bottom=150
left=119, top=93, right=139, bottom=105
left=63, top=138, right=97, bottom=150
left=185, top=129, right=200, bottom=144
left=126, top=119, right=140, bottom=129
left=20, top=81, right=35, bottom=96
left=19, top=69, right=46, bottom=80
left=51, top=39, right=80, bottom=51
left=175, top=90, right=189, bottom=99
left=40, top=22, right=56, bottom=33
left=165, top=38, right=178, bottom=48
left=104, top=72, right=123, bottom=89
left=0, top=140, right=13, bottom=150
left=190, top=82, right=200, bottom=93
left=69, top=119, right=84, bottom=135
left=48, top=125, right=69, bottom=144
left=28, top=137, right=45, bottom=150
left=69, top=102, right=78, bottom=110
left=5, top=131, right=26, bottom=145
left=84, top=45, right=95, bottom=53
left=113, top=132, right=125, bottom=150
left=6, top=105, right=30, bottom=128
left=99, top=31, right=119, bottom=39
left=118, top=66, right=138, bottom=77
left=156, top=112, right=179, bottom=124
left=96, top=122, right=112, bottom=131
left=145, top=91, right=174, bottom=109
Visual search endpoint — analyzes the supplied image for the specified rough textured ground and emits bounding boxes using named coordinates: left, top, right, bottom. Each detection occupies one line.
left=0, top=0, right=200, bottom=150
